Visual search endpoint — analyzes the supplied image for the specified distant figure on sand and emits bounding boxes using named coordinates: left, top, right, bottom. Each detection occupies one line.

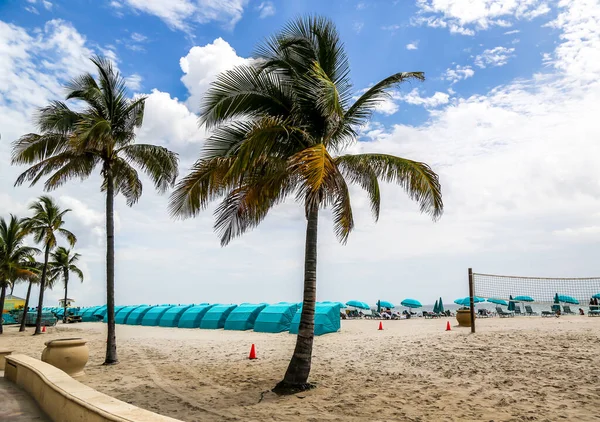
left=579, top=308, right=585, bottom=315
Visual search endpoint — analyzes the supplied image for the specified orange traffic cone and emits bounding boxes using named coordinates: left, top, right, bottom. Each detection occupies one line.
left=248, top=344, right=257, bottom=360
left=42, top=326, right=46, bottom=333
left=445, top=321, right=451, bottom=331
left=378, top=321, right=383, bottom=331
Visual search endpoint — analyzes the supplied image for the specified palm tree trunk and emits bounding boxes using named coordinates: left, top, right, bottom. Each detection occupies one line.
left=104, top=168, right=118, bottom=364
left=9, top=284, right=14, bottom=295
left=19, top=281, right=33, bottom=332
left=63, top=270, right=69, bottom=324
left=0, top=284, right=6, bottom=335
left=34, top=243, right=51, bottom=335
left=274, top=205, right=318, bottom=394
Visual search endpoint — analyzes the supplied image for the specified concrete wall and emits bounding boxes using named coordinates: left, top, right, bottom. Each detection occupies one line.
left=4, top=354, right=182, bottom=422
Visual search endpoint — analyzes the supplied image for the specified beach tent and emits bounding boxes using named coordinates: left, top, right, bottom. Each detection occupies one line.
left=104, top=306, right=126, bottom=322
left=115, top=305, right=144, bottom=324
left=158, top=305, right=193, bottom=327
left=141, top=305, right=174, bottom=326
left=125, top=305, right=153, bottom=325
left=224, top=303, right=267, bottom=331
left=289, top=302, right=341, bottom=336
left=254, top=302, right=299, bottom=333
left=93, top=305, right=108, bottom=319
left=80, top=307, right=100, bottom=322
left=200, top=304, right=237, bottom=329
left=178, top=304, right=214, bottom=328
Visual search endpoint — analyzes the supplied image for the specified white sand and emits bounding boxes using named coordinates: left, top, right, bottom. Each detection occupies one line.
left=2, top=317, right=600, bottom=421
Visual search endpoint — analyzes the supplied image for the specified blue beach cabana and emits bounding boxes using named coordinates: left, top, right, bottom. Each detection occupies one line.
left=224, top=303, right=267, bottom=331
left=80, top=307, right=100, bottom=322
left=92, top=305, right=107, bottom=320
left=115, top=305, right=144, bottom=324
left=289, top=302, right=341, bottom=336
left=200, top=304, right=237, bottom=329
left=254, top=302, right=299, bottom=333
left=125, top=305, right=153, bottom=325
left=141, top=305, right=174, bottom=326
left=177, top=304, right=214, bottom=328
left=103, top=306, right=126, bottom=322
left=158, top=305, right=193, bottom=327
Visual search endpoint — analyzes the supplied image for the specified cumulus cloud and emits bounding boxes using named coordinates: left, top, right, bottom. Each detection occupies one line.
left=117, top=0, right=249, bottom=31
left=413, top=0, right=551, bottom=35
left=442, top=65, right=475, bottom=83
left=125, top=73, right=142, bottom=90
left=394, top=89, right=451, bottom=108
left=406, top=41, right=419, bottom=50
left=474, top=46, right=516, bottom=68
left=353, top=22, right=364, bottom=34
left=179, top=37, right=249, bottom=112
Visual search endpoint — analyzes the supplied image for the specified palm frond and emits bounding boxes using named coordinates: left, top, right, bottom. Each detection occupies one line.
left=109, top=158, right=143, bottom=206
left=118, top=144, right=179, bottom=193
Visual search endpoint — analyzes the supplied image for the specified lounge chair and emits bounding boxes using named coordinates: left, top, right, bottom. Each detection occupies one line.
left=422, top=311, right=433, bottom=319
left=562, top=305, right=575, bottom=315
left=525, top=305, right=538, bottom=316
left=589, top=305, right=600, bottom=317
left=513, top=305, right=522, bottom=316
left=477, top=309, right=491, bottom=318
left=496, top=306, right=514, bottom=318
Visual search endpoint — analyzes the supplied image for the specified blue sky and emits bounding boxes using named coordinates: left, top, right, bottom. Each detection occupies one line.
left=1, top=0, right=600, bottom=307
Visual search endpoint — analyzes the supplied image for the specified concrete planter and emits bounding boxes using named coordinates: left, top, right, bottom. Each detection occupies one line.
left=456, top=309, right=472, bottom=327
left=41, top=338, right=88, bottom=377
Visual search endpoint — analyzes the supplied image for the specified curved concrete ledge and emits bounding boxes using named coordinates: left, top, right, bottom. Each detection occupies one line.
left=4, top=354, right=182, bottom=422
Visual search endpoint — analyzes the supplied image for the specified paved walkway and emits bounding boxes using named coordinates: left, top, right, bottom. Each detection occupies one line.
left=0, top=375, right=50, bottom=421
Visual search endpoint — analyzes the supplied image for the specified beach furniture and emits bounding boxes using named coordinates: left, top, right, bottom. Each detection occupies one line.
left=496, top=306, right=514, bottom=318
left=562, top=305, right=575, bottom=315
left=177, top=304, right=214, bottom=328
left=254, top=302, right=298, bottom=333
left=513, top=305, right=522, bottom=315
left=588, top=305, right=600, bottom=316
left=224, top=304, right=267, bottom=331
left=289, top=302, right=341, bottom=336
left=524, top=305, right=538, bottom=316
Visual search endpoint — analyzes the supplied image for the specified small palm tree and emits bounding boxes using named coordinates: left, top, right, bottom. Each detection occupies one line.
left=0, top=215, right=38, bottom=334
left=169, top=16, right=443, bottom=393
left=23, top=196, right=76, bottom=335
left=12, top=56, right=179, bottom=362
left=48, top=247, right=83, bottom=323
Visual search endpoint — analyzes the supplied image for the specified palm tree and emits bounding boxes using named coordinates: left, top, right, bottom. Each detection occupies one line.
left=18, top=256, right=43, bottom=332
left=23, top=196, right=76, bottom=335
left=12, top=56, right=179, bottom=362
left=169, top=16, right=443, bottom=393
left=48, top=247, right=84, bottom=323
left=0, top=215, right=38, bottom=334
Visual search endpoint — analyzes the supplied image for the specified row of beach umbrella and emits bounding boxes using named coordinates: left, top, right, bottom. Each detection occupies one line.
left=454, top=293, right=588, bottom=308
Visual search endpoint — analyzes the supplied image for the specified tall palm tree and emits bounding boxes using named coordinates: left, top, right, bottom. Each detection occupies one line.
left=18, top=255, right=43, bottom=332
left=48, top=247, right=83, bottom=323
left=169, top=16, right=443, bottom=393
left=12, top=56, right=179, bottom=362
left=23, top=196, right=76, bottom=335
left=0, top=215, right=38, bottom=334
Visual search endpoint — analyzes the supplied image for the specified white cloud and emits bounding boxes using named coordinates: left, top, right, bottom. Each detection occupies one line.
left=474, top=46, right=516, bottom=68
left=393, top=88, right=450, bottom=108
left=179, top=37, right=249, bottom=112
left=118, top=0, right=249, bottom=31
left=413, top=0, right=551, bottom=35
left=110, top=1, right=123, bottom=8
left=353, top=22, right=364, bottom=34
left=504, top=29, right=520, bottom=35
left=256, top=1, right=275, bottom=18
left=374, top=98, right=400, bottom=115
left=42, top=1, right=52, bottom=10
left=130, top=32, right=147, bottom=42
left=406, top=41, right=419, bottom=50
left=443, top=65, right=475, bottom=83
left=381, top=24, right=401, bottom=32
left=125, top=73, right=142, bottom=90
left=25, top=6, right=39, bottom=14
left=356, top=2, right=367, bottom=10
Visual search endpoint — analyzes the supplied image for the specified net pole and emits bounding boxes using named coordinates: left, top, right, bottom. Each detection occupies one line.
left=468, top=268, right=475, bottom=333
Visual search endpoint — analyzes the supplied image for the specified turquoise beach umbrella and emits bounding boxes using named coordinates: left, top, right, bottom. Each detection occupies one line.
left=556, top=294, right=579, bottom=305
left=401, top=298, right=422, bottom=309
left=508, top=295, right=515, bottom=311
left=454, top=296, right=484, bottom=307
left=513, top=295, right=534, bottom=302
left=346, top=300, right=370, bottom=310
left=593, top=293, right=600, bottom=299
left=487, top=298, right=508, bottom=306
left=433, top=300, right=439, bottom=314
left=378, top=300, right=395, bottom=309
left=438, top=297, right=444, bottom=313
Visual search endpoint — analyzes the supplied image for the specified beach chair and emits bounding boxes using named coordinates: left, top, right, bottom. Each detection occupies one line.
left=496, top=306, right=514, bottom=318
left=477, top=309, right=490, bottom=318
left=588, top=305, right=600, bottom=317
left=524, top=305, right=538, bottom=316
left=513, top=305, right=522, bottom=316
left=422, top=311, right=432, bottom=319
left=562, top=305, right=575, bottom=315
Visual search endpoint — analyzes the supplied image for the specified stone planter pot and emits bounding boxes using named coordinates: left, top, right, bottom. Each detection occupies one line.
left=41, top=338, right=88, bottom=377
left=456, top=309, right=472, bottom=327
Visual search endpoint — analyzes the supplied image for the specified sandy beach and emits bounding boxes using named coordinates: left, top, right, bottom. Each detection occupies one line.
left=2, top=317, right=600, bottom=422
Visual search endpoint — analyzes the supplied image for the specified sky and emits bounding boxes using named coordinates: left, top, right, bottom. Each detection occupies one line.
left=1, top=0, right=599, bottom=308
